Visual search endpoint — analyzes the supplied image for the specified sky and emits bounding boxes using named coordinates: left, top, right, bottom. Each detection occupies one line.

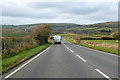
left=1, top=0, right=119, bottom=25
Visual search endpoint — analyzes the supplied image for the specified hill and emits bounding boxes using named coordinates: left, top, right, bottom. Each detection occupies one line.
left=2, top=21, right=118, bottom=37
left=65, top=21, right=118, bottom=35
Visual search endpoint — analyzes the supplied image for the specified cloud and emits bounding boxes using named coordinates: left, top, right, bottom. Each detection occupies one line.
left=2, top=2, right=58, bottom=19
left=29, top=2, right=103, bottom=15
left=2, top=1, right=118, bottom=25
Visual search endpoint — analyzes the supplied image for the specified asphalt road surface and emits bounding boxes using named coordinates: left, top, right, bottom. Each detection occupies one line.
left=3, top=39, right=119, bottom=79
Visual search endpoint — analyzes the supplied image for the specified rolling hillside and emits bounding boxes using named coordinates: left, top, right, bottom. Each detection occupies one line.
left=65, top=21, right=118, bottom=35
left=2, top=21, right=118, bottom=37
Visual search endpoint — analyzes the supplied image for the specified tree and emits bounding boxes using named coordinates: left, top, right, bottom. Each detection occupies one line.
left=31, top=24, right=51, bottom=45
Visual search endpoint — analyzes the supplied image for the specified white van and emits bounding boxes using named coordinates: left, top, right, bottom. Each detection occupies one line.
left=54, top=35, right=62, bottom=44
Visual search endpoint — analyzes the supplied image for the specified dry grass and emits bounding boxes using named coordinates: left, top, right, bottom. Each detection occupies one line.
left=80, top=41, right=118, bottom=50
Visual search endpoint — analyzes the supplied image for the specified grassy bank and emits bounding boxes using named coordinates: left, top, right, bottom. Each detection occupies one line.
left=65, top=38, right=119, bottom=55
left=81, top=40, right=118, bottom=50
left=2, top=42, right=52, bottom=73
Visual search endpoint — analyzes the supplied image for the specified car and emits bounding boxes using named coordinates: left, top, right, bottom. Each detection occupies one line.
left=54, top=35, right=62, bottom=44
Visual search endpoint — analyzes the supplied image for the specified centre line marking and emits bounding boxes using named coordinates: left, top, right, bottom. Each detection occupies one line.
left=62, top=43, right=73, bottom=53
left=4, top=45, right=52, bottom=79
left=76, top=54, right=86, bottom=62
left=95, top=69, right=111, bottom=80
left=67, top=47, right=69, bottom=49
left=69, top=49, right=74, bottom=53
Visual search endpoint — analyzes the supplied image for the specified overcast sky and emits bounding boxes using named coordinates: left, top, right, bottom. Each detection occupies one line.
left=1, top=0, right=118, bottom=25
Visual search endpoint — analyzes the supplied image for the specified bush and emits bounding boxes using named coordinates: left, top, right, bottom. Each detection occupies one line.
left=31, top=24, right=51, bottom=45
left=2, top=37, right=37, bottom=57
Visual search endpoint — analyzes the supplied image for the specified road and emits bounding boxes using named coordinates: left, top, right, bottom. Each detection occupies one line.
left=3, top=39, right=119, bottom=79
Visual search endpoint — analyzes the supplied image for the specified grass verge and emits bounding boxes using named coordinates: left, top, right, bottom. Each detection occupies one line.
left=2, top=42, right=52, bottom=73
left=65, top=38, right=119, bottom=55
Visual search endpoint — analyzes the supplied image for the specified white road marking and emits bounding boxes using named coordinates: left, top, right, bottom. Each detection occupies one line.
left=62, top=42, right=73, bottom=53
left=95, top=69, right=111, bottom=80
left=63, top=44, right=66, bottom=47
left=4, top=45, right=52, bottom=79
left=67, top=47, right=73, bottom=53
left=62, top=41, right=113, bottom=79
left=69, top=49, right=74, bottom=53
left=67, top=47, right=69, bottom=49
left=76, top=54, right=86, bottom=62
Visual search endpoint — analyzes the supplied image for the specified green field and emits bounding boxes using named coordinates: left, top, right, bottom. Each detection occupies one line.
left=60, top=33, right=112, bottom=39
left=59, top=33, right=75, bottom=37
left=2, top=29, right=30, bottom=37
left=81, top=40, right=118, bottom=44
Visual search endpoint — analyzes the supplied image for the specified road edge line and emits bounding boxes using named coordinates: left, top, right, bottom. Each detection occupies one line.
left=4, top=45, right=52, bottom=79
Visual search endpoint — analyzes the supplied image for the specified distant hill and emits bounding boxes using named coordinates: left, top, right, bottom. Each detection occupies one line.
left=66, top=21, right=118, bottom=35
left=2, top=23, right=82, bottom=33
left=47, top=23, right=82, bottom=33
left=2, top=21, right=118, bottom=35
left=82, top=21, right=118, bottom=28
